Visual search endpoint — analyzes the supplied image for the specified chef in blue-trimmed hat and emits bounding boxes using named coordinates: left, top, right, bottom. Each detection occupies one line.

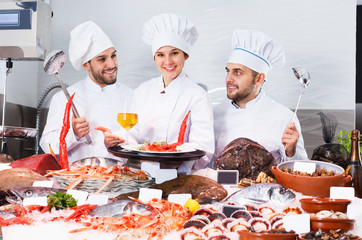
left=213, top=30, right=308, bottom=164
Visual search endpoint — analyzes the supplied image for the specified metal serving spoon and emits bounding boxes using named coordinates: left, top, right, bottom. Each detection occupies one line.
left=292, top=67, right=310, bottom=123
left=43, top=50, right=92, bottom=144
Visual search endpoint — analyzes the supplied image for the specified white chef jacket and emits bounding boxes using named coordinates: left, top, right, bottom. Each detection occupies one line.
left=128, top=72, right=215, bottom=171
left=214, top=90, right=308, bottom=164
left=40, top=76, right=133, bottom=165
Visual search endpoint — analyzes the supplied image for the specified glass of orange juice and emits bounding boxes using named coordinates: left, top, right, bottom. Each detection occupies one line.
left=117, top=113, right=138, bottom=145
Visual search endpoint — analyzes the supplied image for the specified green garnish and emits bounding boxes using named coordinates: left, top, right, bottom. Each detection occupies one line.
left=47, top=192, right=77, bottom=210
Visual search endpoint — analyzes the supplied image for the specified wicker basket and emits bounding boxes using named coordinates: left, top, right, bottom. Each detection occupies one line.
left=51, top=157, right=155, bottom=194
left=52, top=175, right=155, bottom=194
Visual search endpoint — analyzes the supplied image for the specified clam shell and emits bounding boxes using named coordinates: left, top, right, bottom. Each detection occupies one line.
left=202, top=224, right=226, bottom=238
left=242, top=204, right=258, bottom=212
left=191, top=214, right=211, bottom=224
left=207, top=234, right=231, bottom=240
left=183, top=219, right=207, bottom=230
left=283, top=207, right=303, bottom=215
left=179, top=228, right=205, bottom=240
left=248, top=217, right=270, bottom=232
left=269, top=214, right=284, bottom=227
left=267, top=212, right=286, bottom=222
left=226, top=219, right=250, bottom=232
left=193, top=208, right=214, bottom=217
left=259, top=206, right=275, bottom=217
left=230, top=210, right=252, bottom=221
left=271, top=219, right=284, bottom=229
left=248, top=210, right=263, bottom=218
left=221, top=218, right=234, bottom=229
left=208, top=213, right=227, bottom=223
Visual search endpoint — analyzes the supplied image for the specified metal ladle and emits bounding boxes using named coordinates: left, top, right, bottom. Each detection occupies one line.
left=292, top=67, right=310, bottom=123
left=43, top=50, right=92, bottom=144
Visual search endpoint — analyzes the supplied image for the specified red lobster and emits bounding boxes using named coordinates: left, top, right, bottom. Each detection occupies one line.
left=142, top=111, right=190, bottom=152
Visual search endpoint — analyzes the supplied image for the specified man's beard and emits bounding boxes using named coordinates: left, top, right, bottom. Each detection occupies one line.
left=90, top=65, right=117, bottom=86
left=227, top=84, right=256, bottom=103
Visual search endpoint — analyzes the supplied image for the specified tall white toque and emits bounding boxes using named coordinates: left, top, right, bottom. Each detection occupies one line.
left=142, top=13, right=199, bottom=56
left=69, top=21, right=114, bottom=71
left=228, top=29, right=285, bottom=76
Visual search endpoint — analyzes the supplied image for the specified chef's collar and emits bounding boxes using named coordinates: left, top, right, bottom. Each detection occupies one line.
left=158, top=72, right=185, bottom=94
left=231, top=90, right=265, bottom=109
left=231, top=100, right=240, bottom=109
left=85, top=76, right=117, bottom=93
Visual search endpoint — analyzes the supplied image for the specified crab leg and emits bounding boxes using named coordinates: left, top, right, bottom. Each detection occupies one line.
left=95, top=176, right=115, bottom=194
left=66, top=175, right=85, bottom=190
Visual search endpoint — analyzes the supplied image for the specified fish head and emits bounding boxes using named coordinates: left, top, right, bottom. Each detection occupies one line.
left=5, top=187, right=36, bottom=204
left=10, top=187, right=38, bottom=199
left=9, top=187, right=46, bottom=200
left=267, top=185, right=296, bottom=207
left=7, top=186, right=66, bottom=203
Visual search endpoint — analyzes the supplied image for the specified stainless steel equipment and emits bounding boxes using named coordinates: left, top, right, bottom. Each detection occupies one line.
left=292, top=67, right=310, bottom=123
left=0, top=1, right=52, bottom=153
left=43, top=50, right=92, bottom=145
left=0, top=1, right=52, bottom=60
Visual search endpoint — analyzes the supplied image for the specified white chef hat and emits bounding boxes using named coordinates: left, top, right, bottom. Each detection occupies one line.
left=69, top=21, right=114, bottom=71
left=228, top=30, right=285, bottom=76
left=142, top=13, right=199, bottom=56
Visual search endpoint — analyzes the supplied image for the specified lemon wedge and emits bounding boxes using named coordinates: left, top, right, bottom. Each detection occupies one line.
left=184, top=198, right=200, bottom=213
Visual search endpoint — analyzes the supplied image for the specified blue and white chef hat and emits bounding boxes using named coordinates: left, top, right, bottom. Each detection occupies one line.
left=142, top=13, right=199, bottom=56
left=228, top=30, right=285, bottom=76
left=69, top=21, right=114, bottom=71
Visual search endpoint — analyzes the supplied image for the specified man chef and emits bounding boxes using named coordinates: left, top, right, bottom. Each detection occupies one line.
left=214, top=29, right=308, bottom=163
left=40, top=21, right=133, bottom=166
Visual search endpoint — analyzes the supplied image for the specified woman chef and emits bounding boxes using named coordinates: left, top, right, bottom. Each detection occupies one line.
left=97, top=13, right=214, bottom=174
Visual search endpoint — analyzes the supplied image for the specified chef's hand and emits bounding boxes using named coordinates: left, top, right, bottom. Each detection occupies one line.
left=281, top=123, right=299, bottom=157
left=94, top=126, right=125, bottom=147
left=72, top=117, right=90, bottom=138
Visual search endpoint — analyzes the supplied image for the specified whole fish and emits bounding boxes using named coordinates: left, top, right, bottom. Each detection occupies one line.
left=6, top=186, right=66, bottom=204
left=223, top=183, right=296, bottom=207
left=0, top=168, right=49, bottom=191
left=90, top=199, right=154, bottom=217
left=0, top=210, right=16, bottom=220
left=112, top=175, right=228, bottom=204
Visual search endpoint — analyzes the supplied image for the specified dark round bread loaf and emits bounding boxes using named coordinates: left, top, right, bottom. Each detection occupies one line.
left=213, top=138, right=277, bottom=180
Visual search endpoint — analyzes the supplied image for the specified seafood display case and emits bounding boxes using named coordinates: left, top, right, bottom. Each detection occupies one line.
left=0, top=126, right=37, bottom=140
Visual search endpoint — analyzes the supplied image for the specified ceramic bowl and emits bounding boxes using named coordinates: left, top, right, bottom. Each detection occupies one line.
left=271, top=160, right=351, bottom=197
left=238, top=231, right=298, bottom=240
left=310, top=217, right=355, bottom=232
left=299, top=198, right=351, bottom=213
